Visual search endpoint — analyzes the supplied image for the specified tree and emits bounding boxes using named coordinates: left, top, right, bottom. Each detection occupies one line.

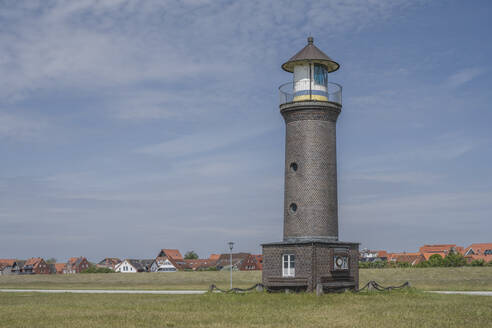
left=443, top=251, right=466, bottom=267
left=45, top=258, right=57, bottom=264
left=428, top=254, right=444, bottom=267
left=184, top=251, right=199, bottom=260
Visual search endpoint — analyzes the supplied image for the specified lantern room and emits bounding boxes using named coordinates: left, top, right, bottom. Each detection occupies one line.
left=279, top=37, right=342, bottom=105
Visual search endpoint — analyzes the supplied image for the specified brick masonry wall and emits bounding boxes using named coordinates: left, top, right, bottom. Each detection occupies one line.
left=280, top=102, right=341, bottom=241
left=262, top=242, right=359, bottom=292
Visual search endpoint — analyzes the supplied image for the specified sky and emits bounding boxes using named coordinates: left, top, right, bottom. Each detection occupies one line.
left=1, top=0, right=491, bottom=262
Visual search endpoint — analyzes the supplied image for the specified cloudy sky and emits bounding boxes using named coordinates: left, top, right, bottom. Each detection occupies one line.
left=1, top=0, right=491, bottom=261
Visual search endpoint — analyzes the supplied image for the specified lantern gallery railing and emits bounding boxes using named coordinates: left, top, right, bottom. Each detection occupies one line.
left=279, top=81, right=342, bottom=105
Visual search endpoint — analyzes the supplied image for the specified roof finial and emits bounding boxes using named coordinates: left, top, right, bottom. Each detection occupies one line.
left=307, top=36, right=313, bottom=45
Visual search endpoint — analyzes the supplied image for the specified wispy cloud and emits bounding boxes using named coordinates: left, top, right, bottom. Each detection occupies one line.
left=137, top=125, right=272, bottom=157
left=0, top=112, right=46, bottom=140
left=446, top=67, right=485, bottom=88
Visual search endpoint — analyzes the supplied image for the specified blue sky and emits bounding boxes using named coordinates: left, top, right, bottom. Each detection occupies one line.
left=1, top=0, right=491, bottom=261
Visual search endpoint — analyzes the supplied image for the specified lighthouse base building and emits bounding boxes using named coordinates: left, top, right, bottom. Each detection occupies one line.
left=262, top=241, right=359, bottom=292
left=262, top=38, right=359, bottom=293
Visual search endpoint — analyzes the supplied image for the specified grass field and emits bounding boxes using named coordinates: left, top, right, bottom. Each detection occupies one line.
left=1, top=268, right=492, bottom=327
left=1, top=289, right=491, bottom=327
left=1, top=267, right=491, bottom=291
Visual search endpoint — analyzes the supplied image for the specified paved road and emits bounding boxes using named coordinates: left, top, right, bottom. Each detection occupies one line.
left=429, top=291, right=492, bottom=296
left=0, top=289, right=207, bottom=295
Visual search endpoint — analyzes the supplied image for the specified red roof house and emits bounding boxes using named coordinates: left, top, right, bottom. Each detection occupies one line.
left=157, top=249, right=183, bottom=261
left=464, top=243, right=492, bottom=263
left=24, top=258, right=50, bottom=274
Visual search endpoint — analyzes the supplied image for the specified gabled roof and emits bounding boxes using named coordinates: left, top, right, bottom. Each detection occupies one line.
left=0, top=259, right=16, bottom=266
left=464, top=243, right=492, bottom=261
left=25, top=257, right=44, bottom=268
left=216, top=253, right=251, bottom=267
left=55, top=263, right=66, bottom=273
left=377, top=251, right=389, bottom=258
left=127, top=259, right=154, bottom=271
left=209, top=254, right=220, bottom=261
left=419, top=244, right=463, bottom=254
left=154, top=256, right=183, bottom=270
left=183, top=258, right=217, bottom=270
left=158, top=249, right=183, bottom=261
left=98, top=257, right=120, bottom=264
left=68, top=257, right=86, bottom=265
left=282, top=37, right=339, bottom=73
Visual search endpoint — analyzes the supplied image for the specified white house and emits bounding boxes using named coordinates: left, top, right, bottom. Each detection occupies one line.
left=150, top=257, right=178, bottom=272
left=115, top=260, right=137, bottom=273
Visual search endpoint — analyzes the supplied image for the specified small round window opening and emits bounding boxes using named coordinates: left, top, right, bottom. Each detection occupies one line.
left=289, top=203, right=298, bottom=214
left=290, top=162, right=298, bottom=172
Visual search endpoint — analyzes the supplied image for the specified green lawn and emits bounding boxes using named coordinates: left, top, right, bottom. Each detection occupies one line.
left=1, top=267, right=491, bottom=291
left=0, top=290, right=491, bottom=328
left=1, top=268, right=492, bottom=327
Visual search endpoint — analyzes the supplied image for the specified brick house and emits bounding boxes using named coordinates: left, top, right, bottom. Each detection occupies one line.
left=419, top=244, right=464, bottom=260
left=66, top=257, right=90, bottom=273
left=24, top=258, right=50, bottom=274
left=239, top=254, right=263, bottom=271
left=54, top=263, right=67, bottom=274
left=0, top=259, right=15, bottom=275
left=464, top=243, right=492, bottom=263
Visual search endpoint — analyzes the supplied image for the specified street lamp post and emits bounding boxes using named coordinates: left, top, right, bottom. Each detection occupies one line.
left=228, top=241, right=234, bottom=290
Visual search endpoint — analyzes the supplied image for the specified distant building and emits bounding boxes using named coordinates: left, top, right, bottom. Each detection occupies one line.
left=209, top=254, right=220, bottom=261
left=239, top=254, right=262, bottom=271
left=183, top=258, right=218, bottom=271
left=387, top=253, right=426, bottom=266
left=0, top=259, right=15, bottom=275
left=419, top=244, right=464, bottom=260
left=97, top=258, right=121, bottom=270
left=54, top=263, right=67, bottom=274
left=215, top=253, right=252, bottom=271
left=157, top=249, right=183, bottom=261
left=151, top=257, right=182, bottom=272
left=464, top=243, right=492, bottom=263
left=66, top=257, right=90, bottom=273
left=115, top=259, right=153, bottom=273
left=24, top=258, right=50, bottom=274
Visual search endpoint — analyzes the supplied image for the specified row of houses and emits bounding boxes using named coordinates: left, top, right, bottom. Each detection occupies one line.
left=110, top=250, right=263, bottom=273
left=360, top=243, right=492, bottom=266
left=0, top=257, right=90, bottom=275
left=0, top=249, right=263, bottom=275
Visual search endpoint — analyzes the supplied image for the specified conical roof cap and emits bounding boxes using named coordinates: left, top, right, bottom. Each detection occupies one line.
left=281, top=37, right=339, bottom=73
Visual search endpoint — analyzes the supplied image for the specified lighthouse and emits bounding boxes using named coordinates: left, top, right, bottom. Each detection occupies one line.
left=262, top=37, right=359, bottom=293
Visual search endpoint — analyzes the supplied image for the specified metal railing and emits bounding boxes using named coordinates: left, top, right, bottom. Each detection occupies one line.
left=279, top=81, right=342, bottom=105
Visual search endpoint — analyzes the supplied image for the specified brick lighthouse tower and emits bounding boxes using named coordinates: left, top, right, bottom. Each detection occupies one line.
left=262, top=37, right=359, bottom=293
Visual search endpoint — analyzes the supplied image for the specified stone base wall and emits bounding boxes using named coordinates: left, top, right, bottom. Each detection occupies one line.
left=262, top=241, right=359, bottom=292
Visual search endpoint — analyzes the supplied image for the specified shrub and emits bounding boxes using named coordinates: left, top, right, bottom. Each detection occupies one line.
left=470, top=259, right=485, bottom=266
left=81, top=266, right=114, bottom=273
left=443, top=252, right=466, bottom=267
left=428, top=254, right=444, bottom=267
left=358, top=260, right=387, bottom=269
left=396, top=261, right=411, bottom=268
left=416, top=261, right=430, bottom=268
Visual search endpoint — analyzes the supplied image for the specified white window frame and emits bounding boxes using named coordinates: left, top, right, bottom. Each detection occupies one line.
left=282, top=254, right=295, bottom=277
